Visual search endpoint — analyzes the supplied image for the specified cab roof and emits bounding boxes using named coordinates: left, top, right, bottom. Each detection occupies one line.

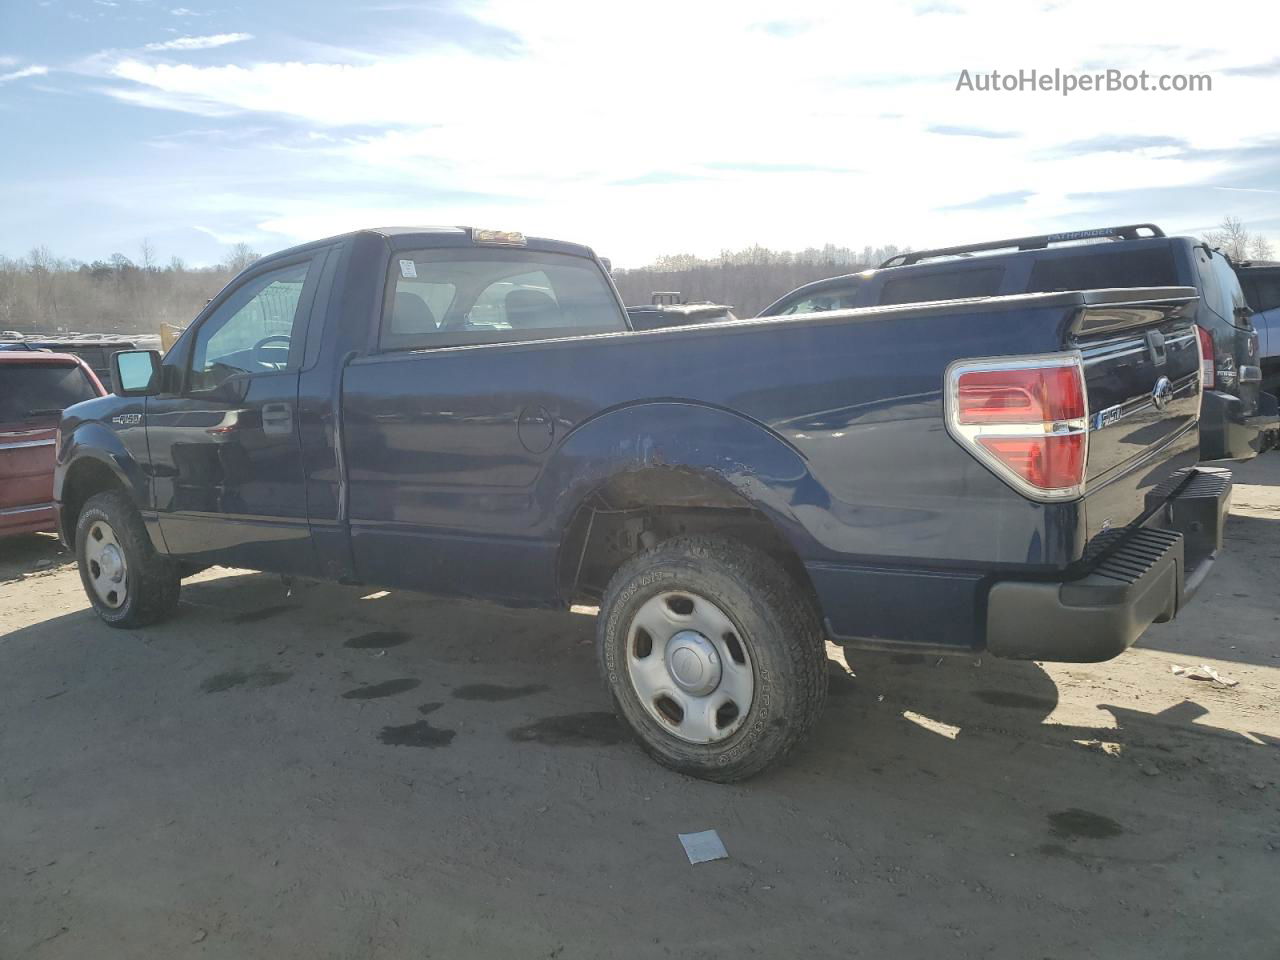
left=259, top=226, right=598, bottom=266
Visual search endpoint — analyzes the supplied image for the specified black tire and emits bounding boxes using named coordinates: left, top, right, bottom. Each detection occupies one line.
left=597, top=535, right=828, bottom=782
left=75, top=490, right=181, bottom=628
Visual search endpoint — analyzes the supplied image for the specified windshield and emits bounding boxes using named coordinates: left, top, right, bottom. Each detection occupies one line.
left=0, top=364, right=99, bottom=421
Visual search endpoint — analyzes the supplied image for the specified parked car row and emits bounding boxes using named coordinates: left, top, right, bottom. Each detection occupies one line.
left=0, top=333, right=163, bottom=392
left=42, top=221, right=1250, bottom=781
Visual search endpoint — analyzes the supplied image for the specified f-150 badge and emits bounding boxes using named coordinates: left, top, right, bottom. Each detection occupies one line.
left=112, top=414, right=143, bottom=426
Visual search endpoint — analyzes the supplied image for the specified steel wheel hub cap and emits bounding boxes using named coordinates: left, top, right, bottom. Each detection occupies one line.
left=625, top=590, right=754, bottom=745
left=666, top=630, right=722, bottom=696
left=85, top=520, right=128, bottom=609
left=99, top=545, right=124, bottom=582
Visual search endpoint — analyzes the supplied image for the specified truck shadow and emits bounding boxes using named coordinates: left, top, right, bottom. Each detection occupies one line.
left=826, top=649, right=1275, bottom=755
left=6, top=567, right=1272, bottom=795
left=0, top=531, right=71, bottom=582
left=1126, top=511, right=1280, bottom=668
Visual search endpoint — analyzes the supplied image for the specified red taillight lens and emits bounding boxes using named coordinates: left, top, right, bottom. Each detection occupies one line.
left=946, top=354, right=1088, bottom=500
left=1196, top=325, right=1215, bottom=390
left=977, top=434, right=1086, bottom=491
left=957, top=366, right=1085, bottom=424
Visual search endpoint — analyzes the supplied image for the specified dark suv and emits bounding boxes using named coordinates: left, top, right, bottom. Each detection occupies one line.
left=1233, top=259, right=1280, bottom=398
left=760, top=224, right=1279, bottom=461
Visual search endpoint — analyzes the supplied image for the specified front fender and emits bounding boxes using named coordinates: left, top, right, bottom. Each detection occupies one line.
left=538, top=401, right=828, bottom=557
left=54, top=415, right=151, bottom=533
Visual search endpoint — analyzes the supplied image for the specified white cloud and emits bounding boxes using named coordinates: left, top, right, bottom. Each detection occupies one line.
left=53, top=0, right=1280, bottom=261
left=143, top=33, right=253, bottom=52
left=0, top=65, right=49, bottom=84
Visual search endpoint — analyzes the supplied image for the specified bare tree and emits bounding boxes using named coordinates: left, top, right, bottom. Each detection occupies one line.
left=1204, top=216, right=1253, bottom=260
left=223, top=242, right=261, bottom=274
left=139, top=238, right=157, bottom=272
left=1248, top=234, right=1275, bottom=261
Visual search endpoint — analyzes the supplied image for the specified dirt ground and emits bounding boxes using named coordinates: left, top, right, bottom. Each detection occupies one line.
left=2, top=460, right=1278, bottom=960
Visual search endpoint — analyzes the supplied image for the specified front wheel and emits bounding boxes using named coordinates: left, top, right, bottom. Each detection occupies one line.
left=76, top=490, right=181, bottom=628
left=597, top=536, right=828, bottom=782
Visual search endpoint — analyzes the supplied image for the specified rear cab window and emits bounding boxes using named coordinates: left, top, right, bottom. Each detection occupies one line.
left=381, top=249, right=625, bottom=350
left=0, top=363, right=99, bottom=422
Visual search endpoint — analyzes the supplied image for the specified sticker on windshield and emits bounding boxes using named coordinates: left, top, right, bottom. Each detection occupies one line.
left=399, top=259, right=417, bottom=279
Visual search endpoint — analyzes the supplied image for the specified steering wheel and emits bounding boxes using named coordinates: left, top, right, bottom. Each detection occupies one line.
left=252, top=334, right=291, bottom=369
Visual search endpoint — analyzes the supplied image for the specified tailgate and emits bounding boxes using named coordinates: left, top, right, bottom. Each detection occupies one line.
left=1071, top=287, right=1202, bottom=534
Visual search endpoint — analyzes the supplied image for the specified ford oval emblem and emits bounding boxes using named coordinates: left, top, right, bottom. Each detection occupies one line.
left=1151, top=376, right=1173, bottom=410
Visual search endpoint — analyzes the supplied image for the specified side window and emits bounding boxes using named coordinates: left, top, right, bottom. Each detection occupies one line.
left=1211, top=253, right=1249, bottom=323
left=1193, top=246, right=1226, bottom=322
left=780, top=286, right=859, bottom=315
left=1196, top=248, right=1247, bottom=326
left=1250, top=274, right=1280, bottom=312
left=189, top=260, right=312, bottom=392
left=1026, top=248, right=1177, bottom=292
left=877, top=267, right=1003, bottom=306
left=380, top=251, right=625, bottom=350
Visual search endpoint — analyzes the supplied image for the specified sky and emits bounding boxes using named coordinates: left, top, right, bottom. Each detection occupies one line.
left=1, top=0, right=1278, bottom=267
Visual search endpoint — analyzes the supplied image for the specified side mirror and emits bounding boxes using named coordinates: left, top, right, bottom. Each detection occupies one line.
left=112, top=349, right=162, bottom=396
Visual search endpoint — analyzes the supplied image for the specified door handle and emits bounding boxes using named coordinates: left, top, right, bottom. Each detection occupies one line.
left=261, top=402, right=293, bottom=436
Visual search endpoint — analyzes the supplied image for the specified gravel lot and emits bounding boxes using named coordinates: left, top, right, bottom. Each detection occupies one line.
left=2, top=458, right=1278, bottom=959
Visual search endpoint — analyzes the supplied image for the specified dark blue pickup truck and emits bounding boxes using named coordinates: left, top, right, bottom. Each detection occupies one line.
left=55, top=226, right=1231, bottom=780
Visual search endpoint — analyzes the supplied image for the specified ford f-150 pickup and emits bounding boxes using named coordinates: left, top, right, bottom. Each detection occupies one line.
left=54, top=226, right=1232, bottom=780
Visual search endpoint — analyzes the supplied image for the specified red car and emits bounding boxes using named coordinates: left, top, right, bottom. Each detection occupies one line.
left=1, top=351, right=107, bottom=537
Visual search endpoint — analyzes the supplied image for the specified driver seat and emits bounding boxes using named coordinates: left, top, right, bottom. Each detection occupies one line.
left=391, top=292, right=438, bottom=334
left=505, top=289, right=562, bottom=329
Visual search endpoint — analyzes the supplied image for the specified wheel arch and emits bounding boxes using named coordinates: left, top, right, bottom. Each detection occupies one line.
left=55, top=424, right=148, bottom=548
left=545, top=402, right=823, bottom=607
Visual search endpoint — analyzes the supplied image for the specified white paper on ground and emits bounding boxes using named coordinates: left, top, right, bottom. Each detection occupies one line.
left=679, top=830, right=728, bottom=865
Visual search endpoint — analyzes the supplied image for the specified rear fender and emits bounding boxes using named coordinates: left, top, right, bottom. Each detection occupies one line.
left=539, top=401, right=822, bottom=554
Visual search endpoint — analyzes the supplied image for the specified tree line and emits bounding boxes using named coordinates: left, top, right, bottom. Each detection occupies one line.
left=0, top=242, right=260, bottom=336
left=610, top=243, right=908, bottom=316
left=0, top=218, right=1271, bottom=335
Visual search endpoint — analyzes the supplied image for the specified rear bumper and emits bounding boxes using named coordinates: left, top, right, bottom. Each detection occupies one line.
left=986, top=467, right=1231, bottom=662
left=1199, top=389, right=1278, bottom=461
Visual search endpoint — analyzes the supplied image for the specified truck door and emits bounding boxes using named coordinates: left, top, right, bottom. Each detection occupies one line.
left=148, top=250, right=327, bottom=574
left=340, top=243, right=627, bottom=603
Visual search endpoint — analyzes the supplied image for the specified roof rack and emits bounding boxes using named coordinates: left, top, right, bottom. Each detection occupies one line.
left=880, top=223, right=1166, bottom=268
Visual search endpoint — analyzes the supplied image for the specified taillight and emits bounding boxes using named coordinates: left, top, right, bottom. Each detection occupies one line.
left=945, top=353, right=1088, bottom=501
left=1196, top=325, right=1215, bottom=390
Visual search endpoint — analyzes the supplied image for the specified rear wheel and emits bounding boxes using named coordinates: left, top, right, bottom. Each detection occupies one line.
left=597, top=536, right=827, bottom=782
left=76, top=490, right=180, bottom=628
